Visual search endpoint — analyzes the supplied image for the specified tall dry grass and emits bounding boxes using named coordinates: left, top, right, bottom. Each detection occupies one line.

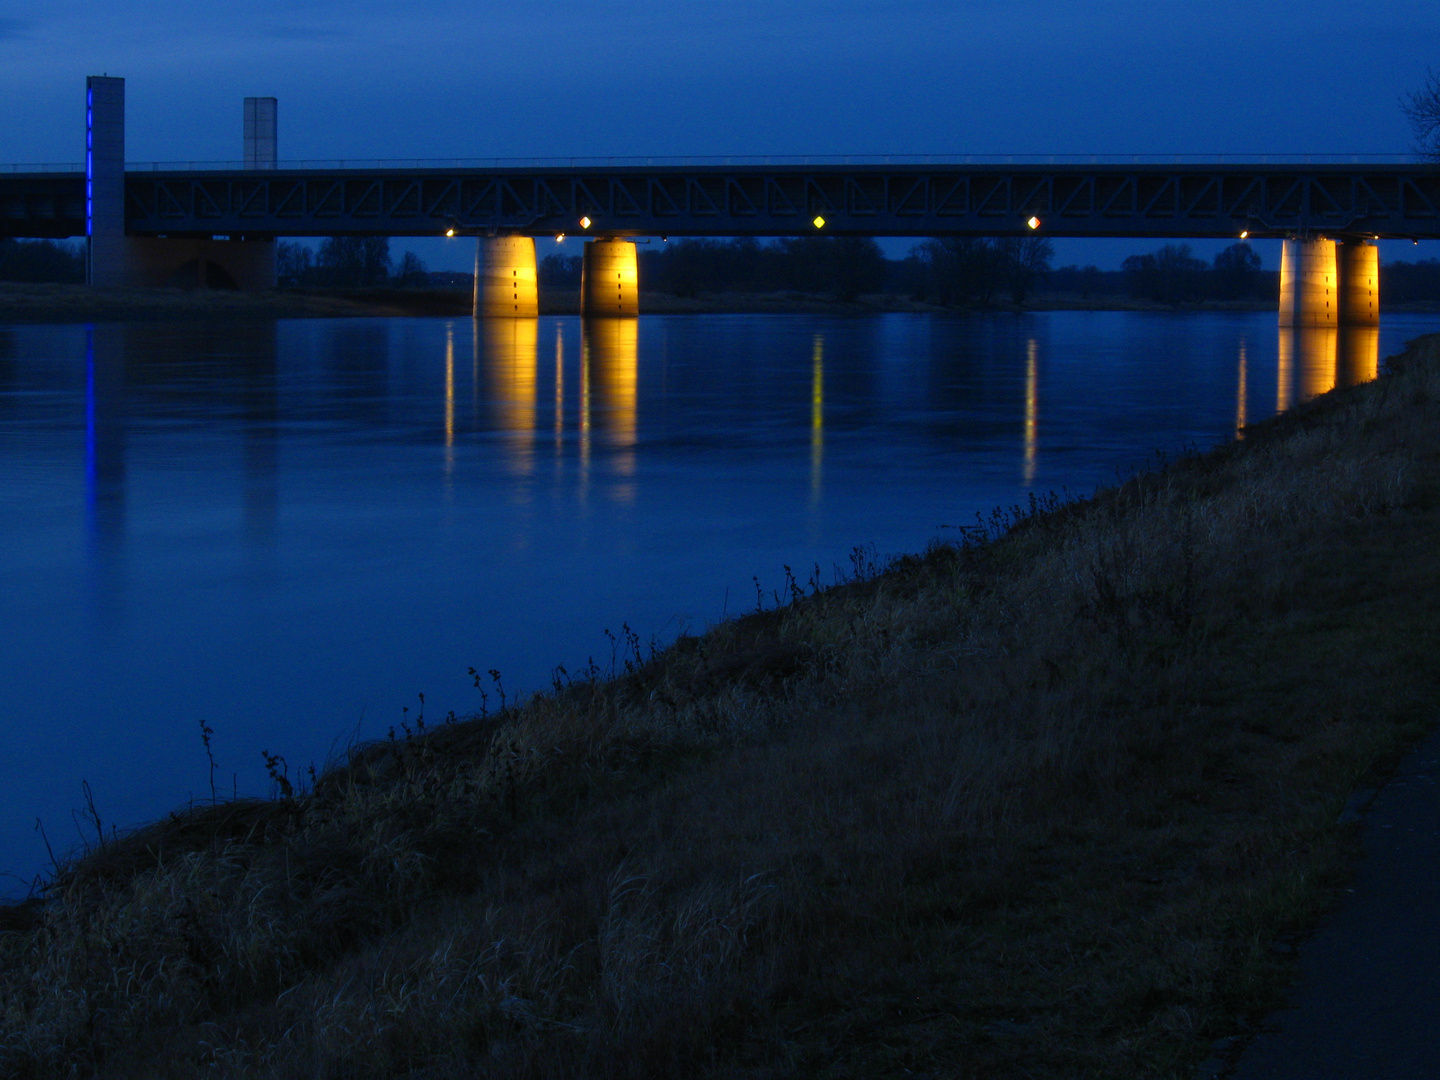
left=4, top=334, right=1440, bottom=1078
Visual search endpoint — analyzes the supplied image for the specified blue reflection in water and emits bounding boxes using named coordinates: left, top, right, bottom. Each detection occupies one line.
left=0, top=310, right=1431, bottom=893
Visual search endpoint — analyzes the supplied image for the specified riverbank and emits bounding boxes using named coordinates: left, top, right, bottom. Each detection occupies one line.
left=3, top=333, right=1440, bottom=1078
left=6, top=281, right=1437, bottom=321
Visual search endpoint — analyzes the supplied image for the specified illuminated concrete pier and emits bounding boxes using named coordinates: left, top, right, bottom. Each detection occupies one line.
left=1278, top=238, right=1337, bottom=328
left=580, top=239, right=639, bottom=317
left=1339, top=240, right=1380, bottom=327
left=473, top=236, right=539, bottom=318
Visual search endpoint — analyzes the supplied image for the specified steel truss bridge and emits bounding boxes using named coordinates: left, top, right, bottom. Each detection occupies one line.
left=3, top=161, right=1439, bottom=240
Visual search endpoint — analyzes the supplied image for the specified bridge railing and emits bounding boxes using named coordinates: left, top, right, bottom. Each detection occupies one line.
left=0, top=153, right=1429, bottom=175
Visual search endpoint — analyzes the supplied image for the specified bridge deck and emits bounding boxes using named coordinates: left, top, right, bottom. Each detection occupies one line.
left=3, top=162, right=1438, bottom=240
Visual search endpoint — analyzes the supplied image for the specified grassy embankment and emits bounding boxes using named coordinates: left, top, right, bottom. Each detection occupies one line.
left=5, top=334, right=1440, bottom=1078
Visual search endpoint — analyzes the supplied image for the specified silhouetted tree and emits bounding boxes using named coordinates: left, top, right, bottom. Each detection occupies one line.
left=317, top=237, right=391, bottom=287
left=0, top=238, right=85, bottom=283
left=998, top=236, right=1055, bottom=304
left=912, top=238, right=1003, bottom=304
left=276, top=241, right=315, bottom=287
left=394, top=251, right=428, bottom=285
left=1212, top=242, right=1263, bottom=300
left=778, top=236, right=885, bottom=300
left=1382, top=258, right=1440, bottom=302
left=1402, top=69, right=1440, bottom=160
left=1122, top=243, right=1208, bottom=304
left=637, top=236, right=884, bottom=299
left=539, top=253, right=583, bottom=287
left=1047, top=264, right=1119, bottom=298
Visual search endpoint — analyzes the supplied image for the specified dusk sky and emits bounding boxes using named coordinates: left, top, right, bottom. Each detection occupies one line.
left=2, top=0, right=1437, bottom=268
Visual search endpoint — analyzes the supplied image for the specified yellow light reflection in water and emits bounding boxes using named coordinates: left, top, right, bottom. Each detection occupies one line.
left=477, top=318, right=538, bottom=476
left=1275, top=327, right=1294, bottom=413
left=1298, top=327, right=1338, bottom=402
left=444, top=324, right=455, bottom=482
left=1023, top=338, right=1038, bottom=486
left=810, top=334, right=824, bottom=508
left=582, top=318, right=639, bottom=502
left=1339, top=326, right=1380, bottom=389
left=554, top=323, right=565, bottom=460
left=1235, top=338, right=1247, bottom=440
left=1276, top=325, right=1369, bottom=412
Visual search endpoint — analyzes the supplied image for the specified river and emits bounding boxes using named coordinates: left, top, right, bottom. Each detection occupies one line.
left=1, top=310, right=1434, bottom=893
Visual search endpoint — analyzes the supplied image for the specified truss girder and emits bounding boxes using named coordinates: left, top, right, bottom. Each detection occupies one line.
left=4, top=167, right=1439, bottom=240
left=0, top=175, right=85, bottom=238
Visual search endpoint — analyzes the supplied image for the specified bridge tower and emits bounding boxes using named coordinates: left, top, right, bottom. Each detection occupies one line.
left=84, top=77, right=277, bottom=290
left=473, top=236, right=539, bottom=317
left=85, top=76, right=127, bottom=287
left=580, top=239, right=639, bottom=316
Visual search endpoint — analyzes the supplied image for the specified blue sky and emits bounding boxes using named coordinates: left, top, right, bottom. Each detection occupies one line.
left=2, top=0, right=1437, bottom=269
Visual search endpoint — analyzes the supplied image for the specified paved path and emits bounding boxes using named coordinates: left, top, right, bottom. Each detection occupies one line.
left=1227, top=727, right=1440, bottom=1079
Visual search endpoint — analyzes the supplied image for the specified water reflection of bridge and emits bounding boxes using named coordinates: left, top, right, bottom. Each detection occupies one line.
left=1019, top=322, right=1379, bottom=480
left=474, top=319, right=640, bottom=499
left=1275, top=326, right=1379, bottom=415
left=74, top=314, right=1382, bottom=593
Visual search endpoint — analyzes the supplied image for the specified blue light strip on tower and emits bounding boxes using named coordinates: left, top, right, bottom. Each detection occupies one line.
left=85, top=84, right=93, bottom=237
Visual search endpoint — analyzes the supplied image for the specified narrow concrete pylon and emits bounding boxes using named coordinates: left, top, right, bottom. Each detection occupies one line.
left=580, top=239, right=639, bottom=317
left=86, top=76, right=127, bottom=287
left=1278, top=238, right=1338, bottom=328
left=1339, top=240, right=1379, bottom=327
left=243, top=98, right=277, bottom=170
left=473, top=236, right=540, bottom=317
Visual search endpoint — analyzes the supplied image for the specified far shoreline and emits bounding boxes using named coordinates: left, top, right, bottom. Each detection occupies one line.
left=5, top=281, right=1438, bottom=323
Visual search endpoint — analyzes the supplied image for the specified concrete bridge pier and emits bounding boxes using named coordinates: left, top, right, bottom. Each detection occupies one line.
left=581, top=239, right=639, bottom=317
left=1339, top=240, right=1380, bottom=327
left=1279, top=237, right=1381, bottom=331
left=1278, top=238, right=1338, bottom=328
left=473, top=236, right=539, bottom=317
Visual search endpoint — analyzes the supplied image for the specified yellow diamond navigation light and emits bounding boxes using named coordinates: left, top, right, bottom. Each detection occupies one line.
left=1027, top=216, right=1041, bottom=230
left=579, top=216, right=592, bottom=229
left=813, top=215, right=826, bottom=229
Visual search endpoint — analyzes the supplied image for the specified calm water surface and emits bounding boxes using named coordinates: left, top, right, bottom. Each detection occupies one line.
left=1, top=310, right=1435, bottom=892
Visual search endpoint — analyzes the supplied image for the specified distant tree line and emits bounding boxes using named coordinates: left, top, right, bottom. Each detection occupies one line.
left=550, top=235, right=1052, bottom=304
left=8, top=232, right=1424, bottom=305
left=0, top=238, right=85, bottom=283
left=278, top=238, right=428, bottom=288
left=1027, top=243, right=1280, bottom=305
left=1117, top=243, right=1270, bottom=303
left=1383, top=259, right=1440, bottom=303
left=890, top=237, right=1056, bottom=305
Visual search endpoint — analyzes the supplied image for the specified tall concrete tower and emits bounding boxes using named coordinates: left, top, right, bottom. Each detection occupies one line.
left=244, top=98, right=277, bottom=170
left=86, top=76, right=127, bottom=287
